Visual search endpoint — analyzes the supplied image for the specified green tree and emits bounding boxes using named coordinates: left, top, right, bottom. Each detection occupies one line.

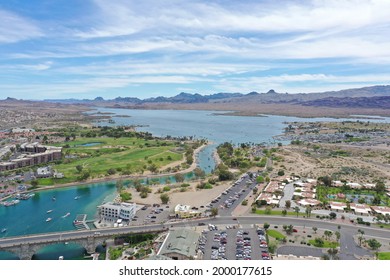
left=324, top=230, right=333, bottom=240
left=327, top=248, right=339, bottom=260
left=263, top=223, right=270, bottom=230
left=281, top=209, right=287, bottom=216
left=358, top=229, right=365, bottom=246
left=116, top=180, right=124, bottom=193
left=31, top=180, right=39, bottom=188
left=194, top=167, right=205, bottom=179
left=264, top=206, right=272, bottom=215
left=174, top=173, right=185, bottom=183
left=312, top=227, right=318, bottom=234
left=211, top=207, right=218, bottom=218
left=148, top=163, right=158, bottom=173
left=367, top=239, right=381, bottom=257
left=335, top=231, right=341, bottom=242
left=256, top=176, right=265, bottom=183
left=76, top=165, right=83, bottom=173
left=285, top=200, right=291, bottom=209
left=374, top=180, right=386, bottom=194
left=160, top=193, right=170, bottom=204
left=294, top=206, right=300, bottom=217
left=120, top=191, right=132, bottom=202
left=305, top=205, right=312, bottom=218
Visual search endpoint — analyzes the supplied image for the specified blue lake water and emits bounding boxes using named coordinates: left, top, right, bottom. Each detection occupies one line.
left=1, top=108, right=390, bottom=259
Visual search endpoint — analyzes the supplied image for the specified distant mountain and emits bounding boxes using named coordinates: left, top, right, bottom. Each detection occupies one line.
left=40, top=85, right=390, bottom=108
left=300, top=96, right=390, bottom=109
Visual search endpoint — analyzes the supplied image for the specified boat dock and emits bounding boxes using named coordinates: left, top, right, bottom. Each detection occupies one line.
left=73, top=214, right=94, bottom=230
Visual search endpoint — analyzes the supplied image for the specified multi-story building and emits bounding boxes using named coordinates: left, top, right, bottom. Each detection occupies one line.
left=98, top=202, right=136, bottom=222
left=0, top=143, right=62, bottom=172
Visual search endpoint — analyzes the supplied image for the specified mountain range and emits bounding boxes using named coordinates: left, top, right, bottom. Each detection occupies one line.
left=38, top=85, right=390, bottom=108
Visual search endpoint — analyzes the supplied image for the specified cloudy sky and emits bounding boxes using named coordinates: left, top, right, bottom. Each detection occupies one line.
left=1, top=0, right=390, bottom=99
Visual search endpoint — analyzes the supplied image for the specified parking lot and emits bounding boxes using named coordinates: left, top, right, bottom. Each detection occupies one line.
left=199, top=226, right=270, bottom=260
left=207, top=173, right=258, bottom=216
left=129, top=204, right=171, bottom=226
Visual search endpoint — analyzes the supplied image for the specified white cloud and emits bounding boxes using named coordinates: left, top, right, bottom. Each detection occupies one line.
left=0, top=9, right=43, bottom=43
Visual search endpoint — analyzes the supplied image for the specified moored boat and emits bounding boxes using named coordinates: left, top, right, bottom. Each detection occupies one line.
left=46, top=217, right=52, bottom=222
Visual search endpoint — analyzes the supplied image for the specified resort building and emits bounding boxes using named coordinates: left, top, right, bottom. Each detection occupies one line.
left=98, top=202, right=136, bottom=222
left=0, top=143, right=62, bottom=172
left=174, top=204, right=201, bottom=219
left=157, top=228, right=200, bottom=260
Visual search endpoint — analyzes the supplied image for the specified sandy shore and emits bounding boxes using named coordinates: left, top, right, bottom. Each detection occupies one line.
left=129, top=180, right=233, bottom=207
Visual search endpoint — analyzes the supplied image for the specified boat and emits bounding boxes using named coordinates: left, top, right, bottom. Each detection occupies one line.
left=52, top=196, right=56, bottom=201
left=46, top=218, right=52, bottom=222
left=59, top=256, right=64, bottom=260
left=64, top=242, right=69, bottom=245
left=47, top=210, right=53, bottom=214
left=74, top=196, right=80, bottom=200
left=1, top=228, right=7, bottom=233
left=62, top=212, right=70, bottom=218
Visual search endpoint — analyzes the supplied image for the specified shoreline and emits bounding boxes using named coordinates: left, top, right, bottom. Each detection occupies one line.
left=0, top=143, right=213, bottom=201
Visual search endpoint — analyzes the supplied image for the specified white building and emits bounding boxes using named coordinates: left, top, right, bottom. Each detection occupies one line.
left=98, top=202, right=136, bottom=222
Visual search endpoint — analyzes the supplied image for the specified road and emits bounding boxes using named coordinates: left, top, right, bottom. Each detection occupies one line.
left=1, top=215, right=389, bottom=255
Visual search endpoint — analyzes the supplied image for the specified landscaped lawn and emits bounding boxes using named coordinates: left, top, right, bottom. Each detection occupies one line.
left=36, top=137, right=187, bottom=185
left=378, top=252, right=390, bottom=260
left=266, top=229, right=286, bottom=240
left=308, top=239, right=339, bottom=248
left=255, top=209, right=304, bottom=217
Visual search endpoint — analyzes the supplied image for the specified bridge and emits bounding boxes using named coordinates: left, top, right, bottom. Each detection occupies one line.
left=0, top=226, right=166, bottom=260
left=1, top=216, right=389, bottom=260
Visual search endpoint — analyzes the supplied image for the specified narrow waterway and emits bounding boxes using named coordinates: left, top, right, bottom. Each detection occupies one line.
left=2, top=109, right=389, bottom=259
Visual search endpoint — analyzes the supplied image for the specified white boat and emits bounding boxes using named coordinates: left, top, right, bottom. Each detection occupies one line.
left=59, top=256, right=64, bottom=260
left=62, top=212, right=70, bottom=218
left=1, top=228, right=7, bottom=233
left=47, top=210, right=53, bottom=214
left=74, top=196, right=80, bottom=200
left=46, top=218, right=52, bottom=222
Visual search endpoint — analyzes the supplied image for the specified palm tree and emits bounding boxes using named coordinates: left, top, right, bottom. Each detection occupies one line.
left=324, top=230, right=333, bottom=240
left=357, top=229, right=365, bottom=246
left=305, top=205, right=312, bottom=218
left=294, top=206, right=300, bottom=217
left=327, top=248, right=339, bottom=260
left=335, top=231, right=341, bottom=242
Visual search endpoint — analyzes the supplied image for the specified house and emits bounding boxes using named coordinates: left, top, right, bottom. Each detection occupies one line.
left=329, top=201, right=347, bottom=212
left=256, top=192, right=280, bottom=206
left=370, top=206, right=390, bottom=216
left=350, top=203, right=371, bottom=216
left=158, top=229, right=200, bottom=260
left=297, top=199, right=321, bottom=207
left=264, top=181, right=283, bottom=193
left=36, top=166, right=53, bottom=178
left=174, top=204, right=201, bottom=219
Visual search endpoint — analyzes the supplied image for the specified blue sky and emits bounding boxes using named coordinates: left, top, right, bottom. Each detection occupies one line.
left=1, top=0, right=390, bottom=99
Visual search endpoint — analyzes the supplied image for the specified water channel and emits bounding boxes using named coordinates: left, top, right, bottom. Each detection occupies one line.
left=1, top=109, right=389, bottom=259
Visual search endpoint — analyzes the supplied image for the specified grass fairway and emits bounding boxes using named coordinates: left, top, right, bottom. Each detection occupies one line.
left=266, top=229, right=286, bottom=240
left=38, top=137, right=187, bottom=185
left=378, top=252, right=390, bottom=260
